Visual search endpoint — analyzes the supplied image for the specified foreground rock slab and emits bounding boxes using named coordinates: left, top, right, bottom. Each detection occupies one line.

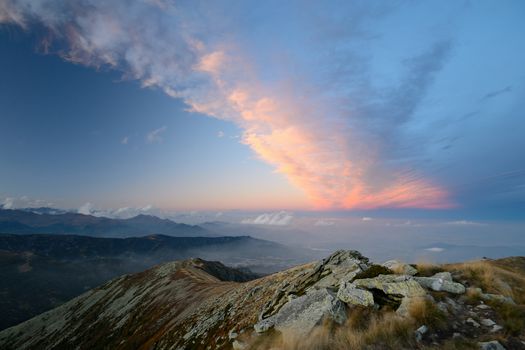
left=254, top=288, right=347, bottom=335
left=337, top=282, right=374, bottom=306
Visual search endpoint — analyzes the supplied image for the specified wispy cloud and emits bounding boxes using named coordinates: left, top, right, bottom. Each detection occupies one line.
left=1, top=196, right=54, bottom=209
left=314, top=219, right=335, bottom=226
left=445, top=220, right=486, bottom=226
left=146, top=126, right=166, bottom=144
left=480, top=86, right=512, bottom=101
left=0, top=1, right=453, bottom=210
left=78, top=202, right=158, bottom=218
left=121, top=136, right=129, bottom=145
left=241, top=211, right=293, bottom=226
left=217, top=130, right=225, bottom=138
left=424, top=247, right=445, bottom=252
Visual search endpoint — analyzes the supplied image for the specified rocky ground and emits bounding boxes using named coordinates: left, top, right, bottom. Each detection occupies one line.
left=0, top=251, right=524, bottom=349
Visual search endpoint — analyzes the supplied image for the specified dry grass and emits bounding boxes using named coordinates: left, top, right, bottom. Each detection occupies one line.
left=445, top=260, right=525, bottom=304
left=408, top=297, right=447, bottom=331
left=415, top=262, right=445, bottom=277
left=247, top=308, right=419, bottom=350
left=486, top=301, right=525, bottom=336
left=246, top=258, right=525, bottom=349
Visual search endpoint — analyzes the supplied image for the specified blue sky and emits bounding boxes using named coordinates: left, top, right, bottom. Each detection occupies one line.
left=0, top=1, right=524, bottom=218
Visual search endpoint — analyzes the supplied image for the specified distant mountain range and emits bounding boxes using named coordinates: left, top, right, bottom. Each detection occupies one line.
left=0, top=208, right=211, bottom=237
left=0, top=232, right=311, bottom=330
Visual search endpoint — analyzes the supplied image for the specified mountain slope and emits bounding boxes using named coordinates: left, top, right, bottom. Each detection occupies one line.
left=0, top=209, right=210, bottom=237
left=0, top=233, right=310, bottom=331
left=0, top=258, right=297, bottom=349
left=1, top=252, right=524, bottom=349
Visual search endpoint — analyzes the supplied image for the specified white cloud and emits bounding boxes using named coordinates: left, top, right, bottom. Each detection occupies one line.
left=241, top=211, right=293, bottom=226
left=1, top=196, right=53, bottom=209
left=217, top=130, right=225, bottom=138
left=314, top=219, right=335, bottom=226
left=362, top=217, right=373, bottom=221
left=446, top=220, right=485, bottom=226
left=78, top=203, right=158, bottom=218
left=1, top=197, right=14, bottom=209
left=121, top=136, right=129, bottom=144
left=424, top=247, right=445, bottom=252
left=78, top=202, right=93, bottom=215
left=146, top=126, right=167, bottom=144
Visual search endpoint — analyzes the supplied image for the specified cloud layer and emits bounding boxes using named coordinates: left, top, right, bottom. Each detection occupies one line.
left=241, top=211, right=294, bottom=226
left=0, top=0, right=454, bottom=209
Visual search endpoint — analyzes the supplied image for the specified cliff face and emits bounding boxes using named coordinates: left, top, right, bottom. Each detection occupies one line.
left=1, top=252, right=524, bottom=350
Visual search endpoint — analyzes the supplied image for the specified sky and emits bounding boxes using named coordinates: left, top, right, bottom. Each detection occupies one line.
left=1, top=1, right=524, bottom=219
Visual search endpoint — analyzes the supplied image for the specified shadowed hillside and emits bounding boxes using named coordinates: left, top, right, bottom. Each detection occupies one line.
left=0, top=233, right=313, bottom=331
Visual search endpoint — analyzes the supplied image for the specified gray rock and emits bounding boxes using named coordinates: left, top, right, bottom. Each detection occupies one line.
left=481, top=293, right=515, bottom=305
left=491, top=325, right=503, bottom=333
left=337, top=282, right=374, bottom=306
left=445, top=297, right=461, bottom=313
left=478, top=340, right=506, bottom=350
left=466, top=318, right=480, bottom=327
left=259, top=250, right=369, bottom=319
left=254, top=288, right=347, bottom=335
left=382, top=260, right=418, bottom=276
left=353, top=274, right=427, bottom=298
left=481, top=318, right=496, bottom=327
left=414, top=276, right=465, bottom=294
left=228, top=329, right=238, bottom=340
left=433, top=271, right=453, bottom=281
left=476, top=304, right=491, bottom=310
left=467, top=288, right=515, bottom=305
left=415, top=325, right=428, bottom=342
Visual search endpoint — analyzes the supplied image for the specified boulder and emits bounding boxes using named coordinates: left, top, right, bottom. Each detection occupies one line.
left=254, top=288, right=347, bottom=335
left=353, top=274, right=427, bottom=298
left=337, top=282, right=374, bottom=307
left=382, top=260, right=418, bottom=276
left=467, top=288, right=515, bottom=304
left=481, top=293, right=515, bottom=305
left=466, top=318, right=480, bottom=327
left=414, top=275, right=465, bottom=294
left=491, top=325, right=503, bottom=333
left=415, top=325, right=428, bottom=342
left=481, top=318, right=496, bottom=327
left=433, top=271, right=453, bottom=281
left=478, top=340, right=506, bottom=350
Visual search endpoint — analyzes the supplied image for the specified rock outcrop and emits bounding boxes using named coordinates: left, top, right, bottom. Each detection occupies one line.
left=382, top=260, right=418, bottom=276
left=1, top=250, right=522, bottom=350
left=254, top=288, right=346, bottom=335
left=414, top=273, right=466, bottom=294
left=258, top=250, right=369, bottom=320
left=337, top=281, right=374, bottom=306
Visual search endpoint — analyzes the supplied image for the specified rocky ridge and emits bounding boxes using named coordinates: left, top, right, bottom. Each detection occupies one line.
left=0, top=250, right=524, bottom=349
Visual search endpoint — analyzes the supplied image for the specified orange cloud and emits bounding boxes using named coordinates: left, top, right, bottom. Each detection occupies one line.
left=0, top=2, right=453, bottom=210
left=192, top=55, right=453, bottom=209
